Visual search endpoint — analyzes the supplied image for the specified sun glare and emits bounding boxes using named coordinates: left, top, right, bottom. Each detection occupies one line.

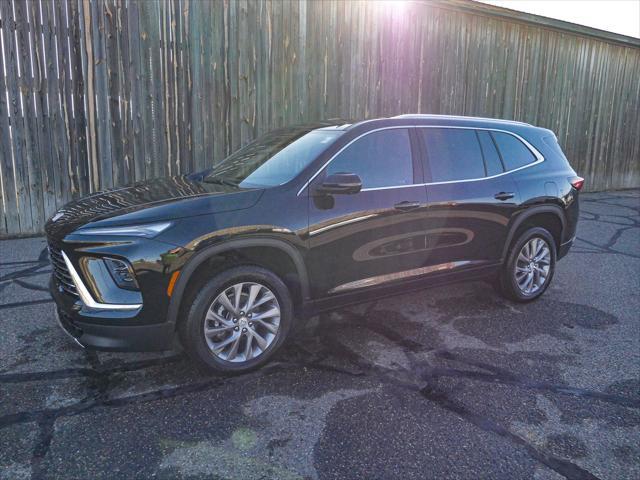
left=377, top=0, right=409, bottom=13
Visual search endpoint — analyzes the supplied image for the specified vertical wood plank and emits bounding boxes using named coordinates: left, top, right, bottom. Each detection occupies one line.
left=179, top=0, right=193, bottom=171
left=66, top=0, right=89, bottom=196
left=187, top=0, right=203, bottom=168
left=103, top=0, right=125, bottom=185
left=124, top=0, right=146, bottom=182
left=138, top=0, right=165, bottom=179
left=3, top=0, right=34, bottom=232
left=28, top=0, right=57, bottom=221
left=79, top=0, right=99, bottom=192
left=115, top=0, right=133, bottom=183
left=0, top=3, right=21, bottom=234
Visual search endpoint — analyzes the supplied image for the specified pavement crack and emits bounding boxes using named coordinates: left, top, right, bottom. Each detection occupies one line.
left=13, top=278, right=50, bottom=292
left=418, top=385, right=601, bottom=480
left=0, top=363, right=294, bottom=430
left=0, top=355, right=185, bottom=384
left=297, top=315, right=622, bottom=480
left=0, top=299, right=54, bottom=310
left=0, top=263, right=51, bottom=283
left=30, top=417, right=55, bottom=480
left=425, top=365, right=640, bottom=409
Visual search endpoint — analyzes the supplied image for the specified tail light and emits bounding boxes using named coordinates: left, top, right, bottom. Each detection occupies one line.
left=569, top=176, right=584, bottom=191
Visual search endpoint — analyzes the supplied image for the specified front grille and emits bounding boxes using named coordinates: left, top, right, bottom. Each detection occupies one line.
left=48, top=244, right=79, bottom=297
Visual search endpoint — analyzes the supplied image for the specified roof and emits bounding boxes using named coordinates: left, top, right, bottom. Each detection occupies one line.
left=307, top=114, right=543, bottom=134
left=436, top=0, right=640, bottom=49
left=338, top=114, right=543, bottom=134
left=391, top=113, right=531, bottom=127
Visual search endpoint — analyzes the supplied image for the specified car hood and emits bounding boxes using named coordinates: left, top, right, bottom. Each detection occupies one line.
left=45, top=175, right=263, bottom=239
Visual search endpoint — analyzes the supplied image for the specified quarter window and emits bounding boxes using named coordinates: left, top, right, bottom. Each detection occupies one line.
left=420, top=128, right=485, bottom=182
left=491, top=132, right=537, bottom=170
left=326, top=129, right=414, bottom=188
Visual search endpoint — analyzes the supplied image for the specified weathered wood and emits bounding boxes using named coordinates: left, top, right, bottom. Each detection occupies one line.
left=138, top=0, right=165, bottom=179
left=176, top=0, right=191, bottom=174
left=42, top=0, right=71, bottom=208
left=0, top=3, right=21, bottom=234
left=103, top=0, right=124, bottom=186
left=0, top=0, right=639, bottom=236
left=114, top=0, right=133, bottom=183
left=94, top=0, right=114, bottom=189
left=2, top=0, right=34, bottom=233
left=123, top=0, right=146, bottom=182
left=65, top=0, right=89, bottom=197
left=28, top=0, right=57, bottom=222
left=79, top=0, right=99, bottom=192
left=37, top=0, right=59, bottom=211
left=186, top=0, right=202, bottom=170
left=200, top=0, right=213, bottom=168
left=16, top=0, right=47, bottom=229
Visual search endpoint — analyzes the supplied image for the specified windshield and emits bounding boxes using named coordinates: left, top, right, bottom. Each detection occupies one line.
left=204, top=128, right=343, bottom=188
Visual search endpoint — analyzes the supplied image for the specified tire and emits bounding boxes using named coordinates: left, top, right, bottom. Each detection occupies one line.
left=497, top=227, right=557, bottom=303
left=178, top=266, right=294, bottom=374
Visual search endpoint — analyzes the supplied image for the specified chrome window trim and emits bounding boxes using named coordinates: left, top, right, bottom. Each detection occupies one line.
left=61, top=251, right=143, bottom=311
left=296, top=126, right=411, bottom=196
left=361, top=184, right=426, bottom=192
left=297, top=125, right=545, bottom=195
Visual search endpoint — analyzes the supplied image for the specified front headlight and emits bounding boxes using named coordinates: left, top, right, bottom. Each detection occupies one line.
left=103, top=257, right=139, bottom=290
left=74, top=221, right=172, bottom=238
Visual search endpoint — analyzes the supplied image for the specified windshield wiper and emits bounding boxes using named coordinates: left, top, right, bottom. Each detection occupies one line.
left=202, top=176, right=239, bottom=187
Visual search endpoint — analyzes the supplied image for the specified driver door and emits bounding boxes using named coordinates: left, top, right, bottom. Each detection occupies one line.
left=305, top=128, right=429, bottom=298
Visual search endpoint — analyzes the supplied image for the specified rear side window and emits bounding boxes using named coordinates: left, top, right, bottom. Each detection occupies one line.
left=326, top=129, right=413, bottom=188
left=420, top=128, right=485, bottom=182
left=491, top=132, right=536, bottom=170
left=477, top=131, right=504, bottom=176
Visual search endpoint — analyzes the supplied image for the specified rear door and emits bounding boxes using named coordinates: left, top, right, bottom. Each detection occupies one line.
left=417, top=127, right=521, bottom=269
left=305, top=128, right=430, bottom=298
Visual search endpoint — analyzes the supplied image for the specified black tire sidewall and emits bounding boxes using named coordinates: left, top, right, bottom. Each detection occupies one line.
left=501, top=227, right=557, bottom=302
left=179, top=266, right=293, bottom=374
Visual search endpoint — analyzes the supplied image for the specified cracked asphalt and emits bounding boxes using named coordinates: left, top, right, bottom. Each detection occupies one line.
left=1, top=190, right=639, bottom=480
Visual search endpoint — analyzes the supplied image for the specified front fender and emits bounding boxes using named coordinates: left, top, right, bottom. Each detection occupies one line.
left=165, top=237, right=309, bottom=326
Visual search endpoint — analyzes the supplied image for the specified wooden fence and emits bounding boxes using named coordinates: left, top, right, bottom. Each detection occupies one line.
left=1, top=0, right=639, bottom=237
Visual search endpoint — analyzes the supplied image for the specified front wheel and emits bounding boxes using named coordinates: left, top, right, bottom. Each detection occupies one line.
left=179, top=266, right=293, bottom=373
left=497, top=227, right=557, bottom=302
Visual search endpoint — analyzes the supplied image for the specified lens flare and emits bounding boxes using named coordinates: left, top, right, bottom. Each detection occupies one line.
left=377, top=0, right=409, bottom=13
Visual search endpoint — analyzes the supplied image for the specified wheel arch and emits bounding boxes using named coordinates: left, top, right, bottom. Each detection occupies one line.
left=167, top=238, right=309, bottom=326
left=502, top=205, right=566, bottom=261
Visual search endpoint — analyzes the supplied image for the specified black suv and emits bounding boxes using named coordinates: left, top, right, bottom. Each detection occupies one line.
left=46, top=115, right=582, bottom=373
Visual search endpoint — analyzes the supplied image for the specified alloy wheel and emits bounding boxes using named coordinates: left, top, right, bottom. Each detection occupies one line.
left=203, top=282, right=281, bottom=363
left=514, top=237, right=551, bottom=295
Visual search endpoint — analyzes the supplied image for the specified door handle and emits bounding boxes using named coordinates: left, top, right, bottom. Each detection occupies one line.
left=494, top=192, right=515, bottom=201
left=394, top=201, right=421, bottom=211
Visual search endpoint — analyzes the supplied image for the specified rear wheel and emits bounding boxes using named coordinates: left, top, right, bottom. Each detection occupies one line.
left=179, top=266, right=293, bottom=373
left=497, top=227, right=556, bottom=302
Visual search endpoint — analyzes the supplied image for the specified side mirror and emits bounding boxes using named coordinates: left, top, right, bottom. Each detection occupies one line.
left=316, top=173, right=362, bottom=195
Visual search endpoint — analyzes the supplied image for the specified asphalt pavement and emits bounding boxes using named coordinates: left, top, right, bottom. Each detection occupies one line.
left=1, top=190, right=639, bottom=480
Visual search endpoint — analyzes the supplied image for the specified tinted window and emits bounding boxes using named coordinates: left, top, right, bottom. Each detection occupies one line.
left=420, top=128, right=485, bottom=182
left=326, top=129, right=413, bottom=188
left=205, top=128, right=343, bottom=188
left=477, top=131, right=504, bottom=176
left=491, top=132, right=536, bottom=171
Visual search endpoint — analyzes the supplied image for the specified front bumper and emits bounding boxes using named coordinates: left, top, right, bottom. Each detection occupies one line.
left=558, top=236, right=575, bottom=260
left=50, top=277, right=175, bottom=351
